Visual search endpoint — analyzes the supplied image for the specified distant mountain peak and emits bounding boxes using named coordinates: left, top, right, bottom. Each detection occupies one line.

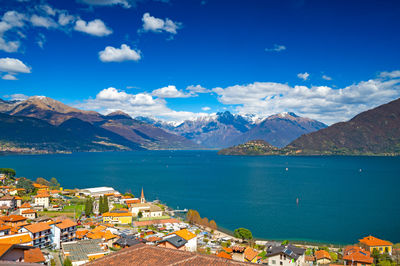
left=107, top=110, right=132, bottom=119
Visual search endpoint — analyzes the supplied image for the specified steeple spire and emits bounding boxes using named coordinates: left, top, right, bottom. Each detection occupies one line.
left=140, top=187, right=145, bottom=203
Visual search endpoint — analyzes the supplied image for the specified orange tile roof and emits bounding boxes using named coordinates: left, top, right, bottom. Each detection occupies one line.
left=0, top=233, right=32, bottom=245
left=126, top=199, right=140, bottom=204
left=103, top=230, right=118, bottom=240
left=35, top=191, right=50, bottom=198
left=0, top=215, right=27, bottom=222
left=0, top=224, right=11, bottom=231
left=315, top=250, right=331, bottom=260
left=103, top=212, right=132, bottom=217
left=24, top=247, right=45, bottom=263
left=87, top=232, right=103, bottom=240
left=33, top=183, right=49, bottom=189
left=76, top=230, right=89, bottom=239
left=0, top=243, right=13, bottom=257
left=244, top=247, right=258, bottom=261
left=122, top=196, right=132, bottom=199
left=147, top=236, right=162, bottom=242
left=24, top=222, right=51, bottom=233
left=343, top=246, right=373, bottom=264
left=173, top=229, right=196, bottom=241
left=91, top=225, right=107, bottom=233
left=14, top=196, right=22, bottom=200
left=21, top=209, right=37, bottom=214
left=217, top=251, right=232, bottom=259
left=359, top=235, right=393, bottom=247
left=222, top=247, right=233, bottom=253
left=56, top=218, right=77, bottom=229
left=20, top=203, right=32, bottom=208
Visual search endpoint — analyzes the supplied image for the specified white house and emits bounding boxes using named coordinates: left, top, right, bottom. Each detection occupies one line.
left=51, top=218, right=77, bottom=249
left=19, top=222, right=52, bottom=249
left=78, top=187, right=119, bottom=197
left=266, top=244, right=306, bottom=266
left=0, top=195, right=16, bottom=210
left=141, top=205, right=163, bottom=218
left=171, top=229, right=197, bottom=252
left=34, top=192, right=50, bottom=208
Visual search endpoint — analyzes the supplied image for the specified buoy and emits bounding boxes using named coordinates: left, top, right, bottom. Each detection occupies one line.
left=285, top=168, right=288, bottom=171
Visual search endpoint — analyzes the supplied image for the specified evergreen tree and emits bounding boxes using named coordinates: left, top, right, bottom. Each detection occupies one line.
left=99, top=196, right=104, bottom=214
left=104, top=196, right=109, bottom=213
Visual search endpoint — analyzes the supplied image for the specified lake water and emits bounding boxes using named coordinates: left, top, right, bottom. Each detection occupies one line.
left=1, top=151, right=399, bottom=244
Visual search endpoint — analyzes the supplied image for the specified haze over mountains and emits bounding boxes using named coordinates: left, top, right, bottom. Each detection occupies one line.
left=0, top=96, right=327, bottom=153
left=220, top=97, right=400, bottom=156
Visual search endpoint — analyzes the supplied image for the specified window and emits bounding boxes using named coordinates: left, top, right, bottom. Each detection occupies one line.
left=280, top=262, right=283, bottom=265
left=272, top=260, right=276, bottom=264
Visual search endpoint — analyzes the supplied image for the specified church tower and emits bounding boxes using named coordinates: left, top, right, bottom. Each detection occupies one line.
left=140, top=187, right=146, bottom=203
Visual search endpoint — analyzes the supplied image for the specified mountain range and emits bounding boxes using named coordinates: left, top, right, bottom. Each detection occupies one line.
left=219, top=97, right=400, bottom=156
left=0, top=96, right=327, bottom=153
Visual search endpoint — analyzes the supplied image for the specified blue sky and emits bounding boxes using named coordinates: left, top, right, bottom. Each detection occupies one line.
left=0, top=0, right=400, bottom=124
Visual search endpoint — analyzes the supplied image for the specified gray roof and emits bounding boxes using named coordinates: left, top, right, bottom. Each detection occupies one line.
left=159, top=235, right=187, bottom=248
left=266, top=244, right=305, bottom=260
left=115, top=236, right=143, bottom=247
left=62, top=239, right=105, bottom=262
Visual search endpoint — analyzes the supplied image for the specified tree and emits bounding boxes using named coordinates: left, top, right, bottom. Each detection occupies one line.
left=209, top=220, right=217, bottom=230
left=99, top=196, right=104, bottom=214
left=50, top=177, right=60, bottom=189
left=84, top=198, right=93, bottom=217
left=0, top=168, right=16, bottom=178
left=372, top=248, right=381, bottom=264
left=63, top=257, right=72, bottom=266
left=16, top=177, right=34, bottom=193
left=104, top=195, right=109, bottom=213
left=124, top=192, right=134, bottom=198
left=234, top=228, right=253, bottom=241
left=329, top=252, right=338, bottom=262
left=36, top=177, right=50, bottom=186
left=281, top=240, right=289, bottom=245
left=138, top=211, right=143, bottom=218
left=201, top=217, right=209, bottom=227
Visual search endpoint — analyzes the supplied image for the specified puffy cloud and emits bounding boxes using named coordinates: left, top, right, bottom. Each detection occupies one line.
left=202, top=106, right=211, bottom=111
left=30, top=15, right=57, bottom=28
left=213, top=73, right=400, bottom=124
left=39, top=5, right=56, bottom=16
left=5, top=93, right=29, bottom=100
left=77, top=0, right=132, bottom=8
left=322, top=75, right=332, bottom=81
left=379, top=70, right=400, bottom=78
left=99, top=44, right=141, bottom=62
left=0, top=11, right=26, bottom=52
left=0, top=57, right=31, bottom=73
left=265, top=44, right=286, bottom=52
left=76, top=87, right=206, bottom=121
left=58, top=13, right=75, bottom=26
left=0, top=38, right=20, bottom=52
left=186, top=85, right=209, bottom=93
left=2, top=11, right=26, bottom=28
left=2, top=74, right=17, bottom=80
left=297, top=72, right=309, bottom=80
left=141, top=13, right=181, bottom=35
left=74, top=19, right=112, bottom=36
left=152, top=85, right=193, bottom=98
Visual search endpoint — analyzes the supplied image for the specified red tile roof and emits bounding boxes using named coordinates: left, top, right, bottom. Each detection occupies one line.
left=217, top=251, right=232, bottom=259
left=315, top=250, right=331, bottom=260
left=343, top=246, right=373, bottom=264
left=0, top=215, right=27, bottom=222
left=24, top=222, right=51, bottom=233
left=244, top=247, right=258, bottom=261
left=55, top=218, right=77, bottom=229
left=24, top=248, right=45, bottom=263
left=359, top=235, right=393, bottom=247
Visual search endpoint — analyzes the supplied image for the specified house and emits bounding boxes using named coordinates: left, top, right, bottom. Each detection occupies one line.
left=217, top=250, right=233, bottom=260
left=343, top=246, right=374, bottom=266
left=172, top=229, right=197, bottom=252
left=142, top=205, right=163, bottom=218
left=19, top=202, right=32, bottom=214
left=85, top=243, right=251, bottom=265
left=34, top=191, right=50, bottom=208
left=62, top=239, right=109, bottom=265
left=315, top=249, right=331, bottom=264
left=0, top=233, right=33, bottom=246
left=0, top=244, right=45, bottom=264
left=0, top=195, right=17, bottom=210
left=33, top=183, right=49, bottom=191
left=231, top=245, right=246, bottom=261
left=102, top=212, right=132, bottom=225
left=265, top=244, right=306, bottom=266
left=14, top=196, right=22, bottom=208
left=359, top=235, right=393, bottom=255
left=114, top=236, right=144, bottom=248
left=52, top=218, right=77, bottom=249
left=78, top=187, right=119, bottom=198
left=129, top=203, right=153, bottom=216
left=0, top=215, right=28, bottom=228
left=244, top=247, right=259, bottom=263
left=157, top=235, right=187, bottom=250
left=21, top=209, right=37, bottom=219
left=20, top=222, right=52, bottom=249
left=0, top=224, right=11, bottom=236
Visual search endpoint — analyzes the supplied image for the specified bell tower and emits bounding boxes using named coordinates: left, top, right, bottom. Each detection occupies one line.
left=140, top=187, right=145, bottom=203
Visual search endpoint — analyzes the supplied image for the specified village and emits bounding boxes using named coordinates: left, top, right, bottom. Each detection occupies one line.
left=0, top=169, right=398, bottom=266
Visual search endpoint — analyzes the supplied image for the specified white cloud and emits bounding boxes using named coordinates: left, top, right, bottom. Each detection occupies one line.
left=78, top=0, right=132, bottom=8
left=5, top=93, right=29, bottom=100
left=0, top=57, right=31, bottom=73
left=99, top=44, right=141, bottom=62
left=202, top=106, right=211, bottom=111
left=265, top=44, right=286, bottom=52
left=0, top=11, right=26, bottom=52
left=379, top=70, right=400, bottom=78
left=58, top=13, right=75, bottom=26
left=2, top=11, right=26, bottom=28
left=186, top=85, right=209, bottom=93
left=40, top=5, right=56, bottom=16
left=36, top=33, right=46, bottom=49
left=141, top=13, right=181, bottom=35
left=2, top=74, right=17, bottom=80
left=76, top=87, right=206, bottom=122
left=297, top=72, right=309, bottom=80
left=322, top=75, right=332, bottom=81
left=30, top=15, right=57, bottom=28
left=74, top=19, right=112, bottom=36
left=0, top=38, right=20, bottom=53
left=213, top=73, right=400, bottom=125
left=152, top=85, right=192, bottom=98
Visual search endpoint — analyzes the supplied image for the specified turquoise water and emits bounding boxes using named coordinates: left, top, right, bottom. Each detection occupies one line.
left=1, top=151, right=399, bottom=244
